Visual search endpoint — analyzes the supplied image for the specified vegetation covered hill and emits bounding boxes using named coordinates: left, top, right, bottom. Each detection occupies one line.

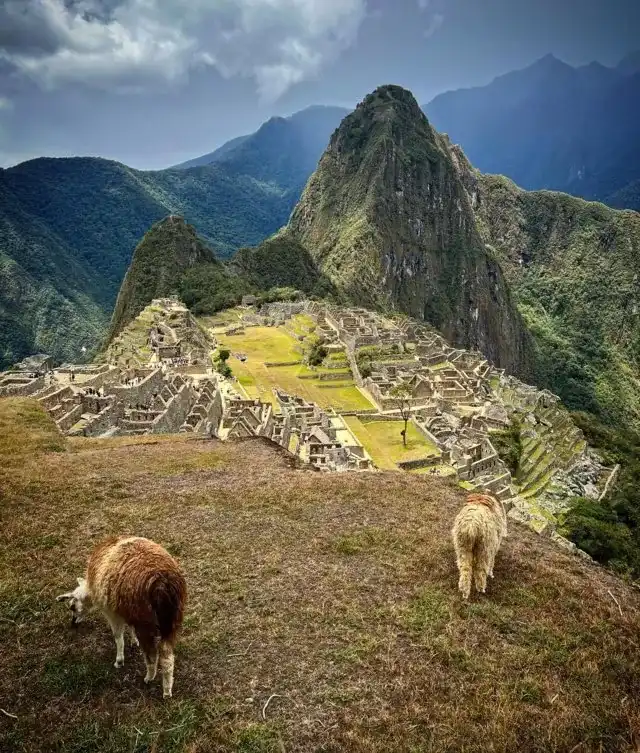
left=107, top=216, right=218, bottom=338
left=0, top=157, right=295, bottom=368
left=426, top=53, right=640, bottom=210
left=0, top=178, right=108, bottom=367
left=106, top=222, right=339, bottom=342
left=174, top=105, right=349, bottom=191
left=1, top=397, right=640, bottom=752
left=453, top=157, right=640, bottom=431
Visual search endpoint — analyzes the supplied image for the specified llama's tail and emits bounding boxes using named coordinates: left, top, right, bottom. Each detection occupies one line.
left=150, top=571, right=186, bottom=645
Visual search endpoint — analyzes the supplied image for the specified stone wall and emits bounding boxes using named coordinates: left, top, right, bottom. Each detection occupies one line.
left=396, top=456, right=441, bottom=471
left=0, top=375, right=45, bottom=397
left=57, top=404, right=84, bottom=432
left=152, top=384, right=196, bottom=434
left=38, top=385, right=74, bottom=410
left=81, top=400, right=123, bottom=437
left=112, top=369, right=164, bottom=406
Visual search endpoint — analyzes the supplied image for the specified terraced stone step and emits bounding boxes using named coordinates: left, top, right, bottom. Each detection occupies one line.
left=519, top=461, right=557, bottom=497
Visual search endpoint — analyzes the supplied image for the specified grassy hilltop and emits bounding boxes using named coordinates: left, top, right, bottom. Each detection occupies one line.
left=1, top=398, right=640, bottom=752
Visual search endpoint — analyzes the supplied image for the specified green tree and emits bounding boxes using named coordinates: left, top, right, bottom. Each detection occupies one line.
left=307, top=339, right=328, bottom=367
left=214, top=348, right=232, bottom=378
left=390, top=383, right=413, bottom=448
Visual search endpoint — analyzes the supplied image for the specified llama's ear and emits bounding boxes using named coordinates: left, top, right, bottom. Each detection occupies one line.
left=56, top=592, right=74, bottom=602
left=77, top=577, right=86, bottom=586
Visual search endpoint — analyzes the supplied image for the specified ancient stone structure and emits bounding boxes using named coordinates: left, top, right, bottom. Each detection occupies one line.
left=0, top=297, right=613, bottom=539
left=216, top=300, right=612, bottom=532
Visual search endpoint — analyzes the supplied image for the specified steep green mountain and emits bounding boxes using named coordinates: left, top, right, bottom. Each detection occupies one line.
left=279, top=85, right=533, bottom=376
left=426, top=53, right=640, bottom=210
left=233, top=232, right=338, bottom=298
left=0, top=179, right=108, bottom=367
left=108, top=216, right=217, bottom=337
left=0, top=156, right=295, bottom=368
left=450, top=143, right=640, bottom=430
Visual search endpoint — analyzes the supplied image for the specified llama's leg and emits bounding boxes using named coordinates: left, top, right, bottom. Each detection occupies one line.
left=455, top=541, right=474, bottom=600
left=474, top=564, right=488, bottom=594
left=159, top=641, right=175, bottom=699
left=138, top=632, right=158, bottom=684
left=128, top=625, right=139, bottom=646
left=105, top=614, right=126, bottom=668
left=488, top=545, right=498, bottom=579
left=474, top=542, right=491, bottom=594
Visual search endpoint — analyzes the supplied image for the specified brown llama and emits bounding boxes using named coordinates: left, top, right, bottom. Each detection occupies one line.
left=57, top=536, right=186, bottom=698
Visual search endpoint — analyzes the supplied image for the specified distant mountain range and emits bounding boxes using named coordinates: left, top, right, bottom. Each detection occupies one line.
left=174, top=105, right=349, bottom=193
left=0, top=157, right=298, bottom=367
left=426, top=52, right=640, bottom=210
left=177, top=51, right=640, bottom=211
left=2, top=53, right=639, bottom=371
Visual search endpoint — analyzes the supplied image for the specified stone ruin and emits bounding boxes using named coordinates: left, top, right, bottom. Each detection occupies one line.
left=0, top=298, right=373, bottom=473
left=0, top=297, right=614, bottom=539
left=222, top=300, right=613, bottom=535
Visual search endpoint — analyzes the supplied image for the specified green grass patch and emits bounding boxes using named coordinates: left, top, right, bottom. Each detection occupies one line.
left=330, top=635, right=381, bottom=665
left=48, top=700, right=203, bottom=753
left=219, top=327, right=301, bottom=364
left=234, top=723, right=284, bottom=753
left=0, top=586, right=52, bottom=627
left=344, top=417, right=439, bottom=470
left=218, top=328, right=373, bottom=411
left=0, top=398, right=66, bottom=462
left=41, top=655, right=114, bottom=697
left=333, top=527, right=393, bottom=555
left=402, top=586, right=450, bottom=637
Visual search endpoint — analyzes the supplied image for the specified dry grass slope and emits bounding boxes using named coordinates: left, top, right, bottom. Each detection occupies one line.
left=1, top=397, right=640, bottom=752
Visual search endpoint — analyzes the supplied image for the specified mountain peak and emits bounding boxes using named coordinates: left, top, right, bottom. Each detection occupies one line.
left=286, top=85, right=532, bottom=374
left=530, top=53, right=572, bottom=72
left=107, top=216, right=216, bottom=340
left=359, top=84, right=426, bottom=118
left=328, top=83, right=439, bottom=161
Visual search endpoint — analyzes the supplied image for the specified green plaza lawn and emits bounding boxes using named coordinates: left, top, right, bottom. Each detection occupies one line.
left=216, top=326, right=374, bottom=412
left=344, top=416, right=440, bottom=470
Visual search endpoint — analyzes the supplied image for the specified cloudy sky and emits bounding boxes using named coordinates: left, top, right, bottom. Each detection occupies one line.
left=0, top=0, right=638, bottom=169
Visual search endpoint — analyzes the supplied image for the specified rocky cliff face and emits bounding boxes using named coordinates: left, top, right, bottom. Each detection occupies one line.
left=287, top=85, right=533, bottom=377
left=108, top=216, right=216, bottom=340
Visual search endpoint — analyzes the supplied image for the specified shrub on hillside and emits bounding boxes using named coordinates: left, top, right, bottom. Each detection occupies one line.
left=562, top=412, right=640, bottom=578
left=306, top=338, right=328, bottom=367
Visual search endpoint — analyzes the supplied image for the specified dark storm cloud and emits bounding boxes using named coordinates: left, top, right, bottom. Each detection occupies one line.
left=0, top=0, right=638, bottom=169
left=0, top=0, right=371, bottom=98
left=0, top=1, right=68, bottom=54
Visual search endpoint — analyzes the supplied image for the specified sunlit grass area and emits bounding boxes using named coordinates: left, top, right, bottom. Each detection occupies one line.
left=344, top=417, right=440, bottom=470
left=217, top=326, right=374, bottom=411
